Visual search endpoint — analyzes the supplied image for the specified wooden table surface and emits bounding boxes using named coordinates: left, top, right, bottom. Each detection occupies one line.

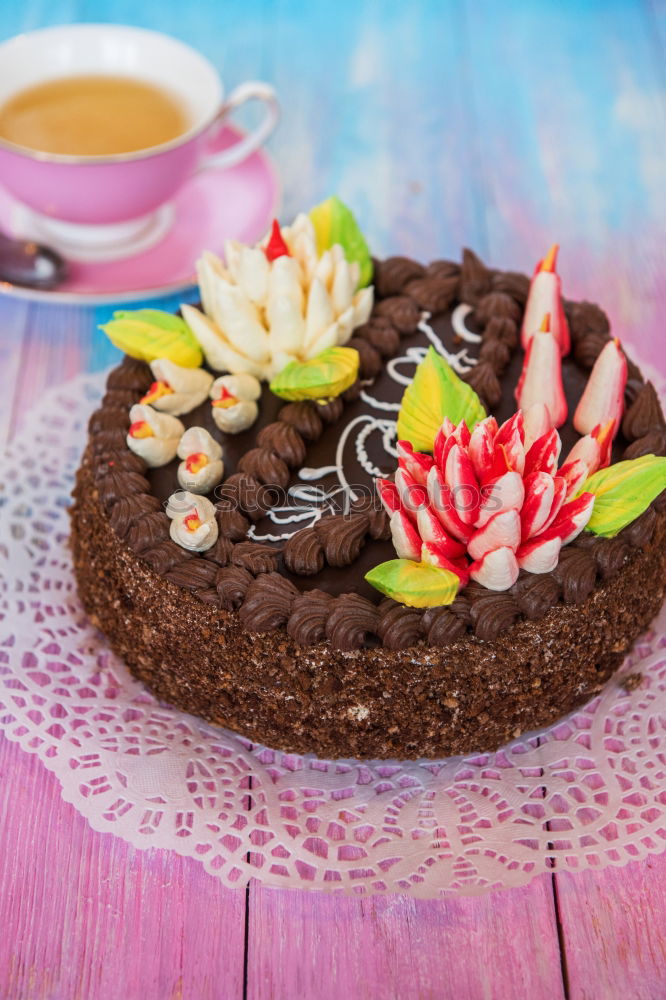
left=1, top=1, right=665, bottom=997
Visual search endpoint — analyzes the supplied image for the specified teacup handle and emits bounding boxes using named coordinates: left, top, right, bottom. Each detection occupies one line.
left=200, top=81, right=279, bottom=171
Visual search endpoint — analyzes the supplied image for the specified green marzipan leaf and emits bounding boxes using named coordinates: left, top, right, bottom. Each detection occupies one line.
left=580, top=454, right=666, bottom=537
left=396, top=346, right=487, bottom=452
left=365, top=558, right=460, bottom=608
left=309, top=196, right=373, bottom=288
left=100, top=309, right=203, bottom=368
left=269, top=346, right=359, bottom=401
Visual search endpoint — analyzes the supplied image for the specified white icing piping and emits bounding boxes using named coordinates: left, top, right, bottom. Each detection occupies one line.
left=359, top=389, right=401, bottom=412
left=421, top=310, right=479, bottom=367
left=251, top=306, right=479, bottom=541
left=451, top=302, right=482, bottom=343
left=361, top=312, right=477, bottom=411
left=247, top=483, right=352, bottom=541
left=299, top=465, right=340, bottom=480
left=387, top=347, right=430, bottom=386
left=355, top=416, right=397, bottom=478
left=248, top=414, right=398, bottom=541
left=248, top=506, right=325, bottom=542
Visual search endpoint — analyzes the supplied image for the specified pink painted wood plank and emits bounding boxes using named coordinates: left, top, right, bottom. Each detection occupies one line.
left=246, top=879, right=566, bottom=1000
left=0, top=734, right=246, bottom=1000
left=555, top=856, right=666, bottom=1000
left=7, top=304, right=93, bottom=439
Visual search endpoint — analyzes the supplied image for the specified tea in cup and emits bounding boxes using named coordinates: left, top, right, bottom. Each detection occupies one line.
left=0, top=24, right=279, bottom=260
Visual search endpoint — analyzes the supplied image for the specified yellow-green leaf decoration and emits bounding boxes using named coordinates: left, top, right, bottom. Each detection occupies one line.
left=100, top=309, right=203, bottom=368
left=365, top=558, right=460, bottom=609
left=269, top=346, right=359, bottom=402
left=309, top=195, right=373, bottom=288
left=396, top=346, right=487, bottom=453
left=579, top=454, right=666, bottom=537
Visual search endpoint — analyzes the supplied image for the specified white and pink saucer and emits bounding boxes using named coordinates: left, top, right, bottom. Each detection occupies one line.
left=0, top=125, right=279, bottom=305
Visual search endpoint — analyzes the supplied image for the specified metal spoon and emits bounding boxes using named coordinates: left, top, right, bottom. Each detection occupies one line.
left=0, top=230, right=67, bottom=290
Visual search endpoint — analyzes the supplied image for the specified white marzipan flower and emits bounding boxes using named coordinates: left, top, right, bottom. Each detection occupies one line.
left=209, top=373, right=262, bottom=434
left=140, top=358, right=213, bottom=415
left=181, top=303, right=266, bottom=379
left=126, top=404, right=184, bottom=468
left=176, top=426, right=224, bottom=494
left=183, top=214, right=374, bottom=380
left=166, top=491, right=218, bottom=552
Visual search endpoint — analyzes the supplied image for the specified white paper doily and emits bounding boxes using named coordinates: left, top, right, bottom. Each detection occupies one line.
left=0, top=370, right=665, bottom=898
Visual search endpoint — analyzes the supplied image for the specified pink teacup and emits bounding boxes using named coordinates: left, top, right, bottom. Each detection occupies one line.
left=0, top=24, right=279, bottom=261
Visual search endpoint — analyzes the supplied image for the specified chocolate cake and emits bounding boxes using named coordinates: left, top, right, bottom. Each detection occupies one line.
left=70, top=214, right=666, bottom=759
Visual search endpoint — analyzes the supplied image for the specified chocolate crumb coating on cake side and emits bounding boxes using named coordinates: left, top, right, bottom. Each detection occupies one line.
left=70, top=250, right=666, bottom=759
left=71, top=456, right=666, bottom=758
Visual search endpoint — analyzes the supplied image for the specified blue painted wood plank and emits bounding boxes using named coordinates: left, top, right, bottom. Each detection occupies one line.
left=647, top=0, right=666, bottom=67
left=464, top=0, right=666, bottom=366
left=465, top=0, right=666, bottom=255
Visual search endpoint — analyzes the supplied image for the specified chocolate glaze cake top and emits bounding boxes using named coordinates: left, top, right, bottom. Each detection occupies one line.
left=88, top=249, right=666, bottom=652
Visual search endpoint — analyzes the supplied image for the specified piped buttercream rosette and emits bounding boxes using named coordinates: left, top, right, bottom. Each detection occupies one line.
left=126, top=404, right=184, bottom=468
left=176, top=427, right=224, bottom=494
left=209, top=374, right=262, bottom=434
left=140, top=359, right=213, bottom=416
left=166, top=491, right=218, bottom=552
left=181, top=213, right=373, bottom=380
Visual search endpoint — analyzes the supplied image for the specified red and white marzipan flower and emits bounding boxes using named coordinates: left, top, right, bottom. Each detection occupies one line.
left=515, top=312, right=568, bottom=428
left=377, top=408, right=600, bottom=591
left=574, top=338, right=627, bottom=443
left=521, top=243, right=571, bottom=356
